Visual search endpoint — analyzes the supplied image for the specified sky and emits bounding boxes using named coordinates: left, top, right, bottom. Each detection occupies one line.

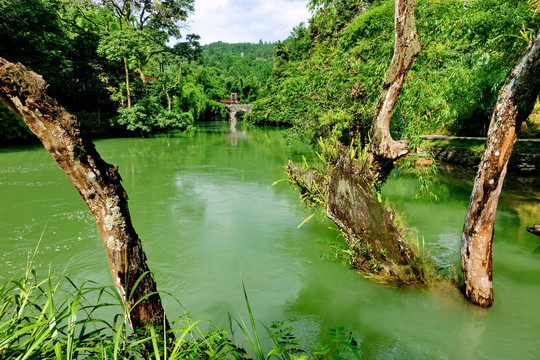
left=186, top=0, right=312, bottom=45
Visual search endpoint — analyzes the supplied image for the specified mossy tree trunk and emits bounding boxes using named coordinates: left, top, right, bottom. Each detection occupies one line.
left=0, top=57, right=168, bottom=330
left=461, top=28, right=540, bottom=307
left=288, top=146, right=416, bottom=279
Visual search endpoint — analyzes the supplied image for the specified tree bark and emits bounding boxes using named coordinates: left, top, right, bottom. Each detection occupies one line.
left=367, top=0, right=422, bottom=180
left=162, top=81, right=172, bottom=111
left=287, top=145, right=422, bottom=283
left=461, top=29, right=540, bottom=308
left=0, top=57, right=168, bottom=330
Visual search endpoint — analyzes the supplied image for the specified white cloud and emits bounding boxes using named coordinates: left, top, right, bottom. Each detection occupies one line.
left=187, top=0, right=311, bottom=44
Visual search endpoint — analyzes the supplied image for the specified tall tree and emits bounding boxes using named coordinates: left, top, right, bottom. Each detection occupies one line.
left=0, top=57, right=169, bottom=331
left=100, top=0, right=193, bottom=35
left=287, top=0, right=427, bottom=284
left=156, top=34, right=201, bottom=111
left=461, top=27, right=540, bottom=307
left=95, top=0, right=194, bottom=108
left=366, top=0, right=422, bottom=181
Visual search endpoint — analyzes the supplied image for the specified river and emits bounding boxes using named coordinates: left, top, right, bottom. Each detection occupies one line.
left=1, top=121, right=539, bottom=359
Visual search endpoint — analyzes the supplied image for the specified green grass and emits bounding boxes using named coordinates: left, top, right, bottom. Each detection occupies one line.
left=0, top=267, right=248, bottom=359
left=0, top=235, right=243, bottom=360
left=0, top=261, right=362, bottom=359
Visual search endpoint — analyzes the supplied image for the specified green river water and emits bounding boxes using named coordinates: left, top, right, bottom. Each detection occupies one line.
left=1, top=122, right=539, bottom=359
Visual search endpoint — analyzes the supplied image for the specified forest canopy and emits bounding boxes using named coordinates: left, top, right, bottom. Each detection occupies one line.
left=0, top=0, right=538, bottom=145
left=0, top=0, right=274, bottom=142
left=249, top=0, right=540, bottom=147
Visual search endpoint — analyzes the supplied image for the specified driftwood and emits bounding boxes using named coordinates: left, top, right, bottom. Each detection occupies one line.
left=0, top=58, right=168, bottom=330
left=461, top=28, right=540, bottom=307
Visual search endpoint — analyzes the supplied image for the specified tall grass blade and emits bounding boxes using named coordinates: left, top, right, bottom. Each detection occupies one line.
left=150, top=326, right=161, bottom=360
left=234, top=283, right=266, bottom=360
left=113, top=322, right=124, bottom=360
left=128, top=271, right=150, bottom=301
left=169, top=319, right=203, bottom=359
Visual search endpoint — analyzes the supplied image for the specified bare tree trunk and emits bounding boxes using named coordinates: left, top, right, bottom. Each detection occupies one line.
left=124, top=56, right=131, bottom=109
left=162, top=81, right=172, bottom=111
left=367, top=0, right=422, bottom=180
left=167, top=62, right=184, bottom=111
left=461, top=29, right=540, bottom=307
left=0, top=57, right=168, bottom=330
left=160, top=61, right=182, bottom=111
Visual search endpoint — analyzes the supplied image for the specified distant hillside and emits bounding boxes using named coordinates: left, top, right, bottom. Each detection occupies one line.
left=202, top=41, right=275, bottom=63
left=197, top=42, right=276, bottom=103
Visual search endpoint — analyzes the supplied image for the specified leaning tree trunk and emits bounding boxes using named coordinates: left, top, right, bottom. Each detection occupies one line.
left=137, top=59, right=148, bottom=96
left=0, top=58, right=168, bottom=330
left=287, top=0, right=425, bottom=283
left=461, top=28, right=540, bottom=308
left=367, top=0, right=422, bottom=181
left=288, top=145, right=416, bottom=280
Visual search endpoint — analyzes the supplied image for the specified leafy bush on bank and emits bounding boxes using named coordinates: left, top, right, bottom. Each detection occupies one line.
left=250, top=0, right=540, bottom=145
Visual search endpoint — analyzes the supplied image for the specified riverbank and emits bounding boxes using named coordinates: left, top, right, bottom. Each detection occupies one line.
left=420, top=137, right=540, bottom=174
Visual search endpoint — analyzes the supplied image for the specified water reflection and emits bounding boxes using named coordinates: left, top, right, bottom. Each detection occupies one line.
left=224, top=121, right=249, bottom=146
left=436, top=162, right=540, bottom=250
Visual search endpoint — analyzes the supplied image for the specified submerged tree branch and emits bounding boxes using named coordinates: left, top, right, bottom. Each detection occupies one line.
left=287, top=145, right=425, bottom=283
left=286, top=0, right=428, bottom=284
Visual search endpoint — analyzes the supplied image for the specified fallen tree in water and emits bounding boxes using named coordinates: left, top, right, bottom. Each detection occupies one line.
left=287, top=146, right=433, bottom=284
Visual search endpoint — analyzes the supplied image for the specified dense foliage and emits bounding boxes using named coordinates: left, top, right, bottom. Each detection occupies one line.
left=250, top=0, right=540, bottom=146
left=201, top=41, right=275, bottom=103
left=2, top=0, right=539, bottom=145
left=0, top=0, right=274, bottom=143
